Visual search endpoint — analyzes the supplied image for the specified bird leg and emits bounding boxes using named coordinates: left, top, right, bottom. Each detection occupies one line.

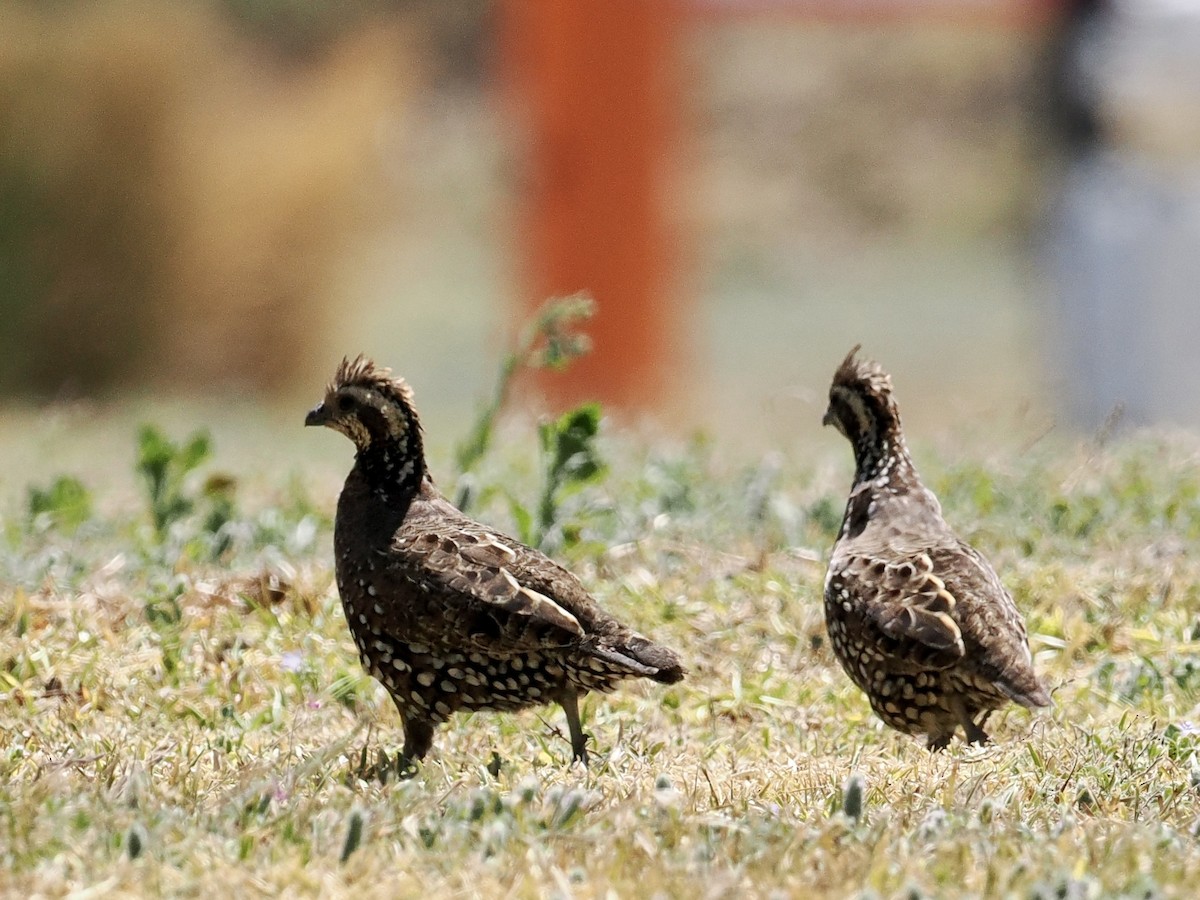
left=558, top=688, right=590, bottom=766
left=925, top=729, right=955, bottom=752
left=399, top=717, right=434, bottom=776
left=964, top=708, right=993, bottom=746
left=950, top=696, right=991, bottom=746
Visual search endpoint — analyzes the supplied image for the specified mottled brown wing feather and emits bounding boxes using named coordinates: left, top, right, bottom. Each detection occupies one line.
left=876, top=552, right=964, bottom=653
left=379, top=492, right=683, bottom=682
left=840, top=551, right=966, bottom=670
left=929, top=542, right=1050, bottom=708
left=418, top=494, right=622, bottom=625
left=383, top=527, right=586, bottom=654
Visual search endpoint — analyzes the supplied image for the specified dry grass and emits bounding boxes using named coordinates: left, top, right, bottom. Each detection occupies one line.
left=3, top=421, right=1200, bottom=898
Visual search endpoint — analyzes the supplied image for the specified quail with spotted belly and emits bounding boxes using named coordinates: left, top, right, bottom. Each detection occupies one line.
left=306, top=356, right=684, bottom=768
left=822, top=346, right=1049, bottom=748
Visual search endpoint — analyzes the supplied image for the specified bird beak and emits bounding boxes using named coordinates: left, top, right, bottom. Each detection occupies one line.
left=822, top=407, right=835, bottom=427
left=305, top=402, right=328, bottom=427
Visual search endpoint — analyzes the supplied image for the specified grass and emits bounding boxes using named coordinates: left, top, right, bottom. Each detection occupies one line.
left=3, top=419, right=1200, bottom=898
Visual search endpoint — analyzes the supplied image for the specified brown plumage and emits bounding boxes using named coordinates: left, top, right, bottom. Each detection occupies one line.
left=306, top=355, right=684, bottom=768
left=822, top=346, right=1049, bottom=748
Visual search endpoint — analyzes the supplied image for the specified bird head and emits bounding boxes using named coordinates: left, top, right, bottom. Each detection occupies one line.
left=306, top=355, right=424, bottom=459
left=823, top=345, right=905, bottom=459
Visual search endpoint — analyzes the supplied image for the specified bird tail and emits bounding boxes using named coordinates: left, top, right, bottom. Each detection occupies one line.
left=585, top=634, right=686, bottom=684
left=997, top=670, right=1051, bottom=709
left=618, top=634, right=686, bottom=684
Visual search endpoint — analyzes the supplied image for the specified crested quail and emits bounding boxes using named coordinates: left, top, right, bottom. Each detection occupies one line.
left=821, top=346, right=1049, bottom=749
left=306, top=355, right=684, bottom=768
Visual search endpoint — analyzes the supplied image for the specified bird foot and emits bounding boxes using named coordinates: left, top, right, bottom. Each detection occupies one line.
left=355, top=748, right=420, bottom=784
left=964, top=726, right=991, bottom=746
left=571, top=734, right=591, bottom=768
left=926, top=732, right=954, bottom=752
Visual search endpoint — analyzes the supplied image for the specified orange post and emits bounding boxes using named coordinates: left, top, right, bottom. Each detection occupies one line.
left=499, top=0, right=683, bottom=413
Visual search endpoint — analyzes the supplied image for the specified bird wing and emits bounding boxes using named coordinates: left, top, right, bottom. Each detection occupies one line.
left=377, top=523, right=591, bottom=655
left=355, top=492, right=675, bottom=679
left=834, top=550, right=966, bottom=671
left=929, top=541, right=1050, bottom=708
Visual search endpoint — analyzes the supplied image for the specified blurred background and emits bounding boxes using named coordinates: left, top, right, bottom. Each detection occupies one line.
left=2, top=0, right=1199, bottom=484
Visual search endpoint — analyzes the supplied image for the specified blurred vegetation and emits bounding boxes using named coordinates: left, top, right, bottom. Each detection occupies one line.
left=26, top=475, right=92, bottom=535
left=0, top=1, right=1054, bottom=389
left=221, top=0, right=491, bottom=79
left=220, top=0, right=396, bottom=56
left=446, top=294, right=605, bottom=552
left=531, top=402, right=607, bottom=552
left=454, top=295, right=594, bottom=510
left=0, top=0, right=415, bottom=396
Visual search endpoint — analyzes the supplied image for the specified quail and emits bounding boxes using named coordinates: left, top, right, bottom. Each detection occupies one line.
left=821, top=346, right=1049, bottom=748
left=306, top=355, right=684, bottom=768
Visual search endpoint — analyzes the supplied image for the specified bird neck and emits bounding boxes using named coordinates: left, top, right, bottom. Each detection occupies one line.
left=355, top=433, right=426, bottom=507
left=850, top=430, right=917, bottom=491
left=837, top=434, right=919, bottom=541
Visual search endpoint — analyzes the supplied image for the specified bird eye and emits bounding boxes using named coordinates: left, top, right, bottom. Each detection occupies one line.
left=336, top=394, right=354, bottom=413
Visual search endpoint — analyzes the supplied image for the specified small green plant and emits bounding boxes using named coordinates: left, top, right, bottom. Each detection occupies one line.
left=443, top=295, right=606, bottom=550
left=134, top=426, right=242, bottom=559
left=200, top=473, right=237, bottom=557
left=27, top=475, right=92, bottom=533
left=136, top=425, right=213, bottom=538
left=454, top=294, right=594, bottom=510
left=532, top=403, right=606, bottom=550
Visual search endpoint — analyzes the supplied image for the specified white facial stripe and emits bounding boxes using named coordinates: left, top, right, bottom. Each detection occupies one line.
left=832, top=386, right=873, bottom=439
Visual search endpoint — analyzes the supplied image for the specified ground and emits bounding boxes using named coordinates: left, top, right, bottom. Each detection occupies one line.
left=2, top=410, right=1199, bottom=898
